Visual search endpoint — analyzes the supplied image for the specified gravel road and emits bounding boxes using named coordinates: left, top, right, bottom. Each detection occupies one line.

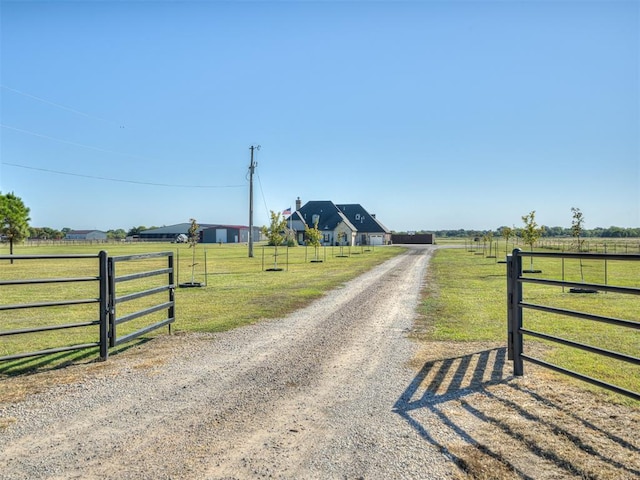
left=1, top=245, right=463, bottom=479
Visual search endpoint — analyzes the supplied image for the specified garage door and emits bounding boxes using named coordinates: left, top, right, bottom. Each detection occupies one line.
left=370, top=235, right=384, bottom=246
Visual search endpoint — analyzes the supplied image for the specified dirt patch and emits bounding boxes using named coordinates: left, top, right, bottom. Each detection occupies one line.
left=408, top=341, right=640, bottom=480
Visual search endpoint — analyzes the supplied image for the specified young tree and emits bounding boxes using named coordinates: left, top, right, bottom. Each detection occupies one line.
left=521, top=211, right=544, bottom=271
left=261, top=211, right=287, bottom=269
left=571, top=207, right=586, bottom=282
left=0, top=192, right=31, bottom=260
left=304, top=219, right=323, bottom=262
left=188, top=218, right=200, bottom=284
left=483, top=231, right=494, bottom=257
left=500, top=226, right=514, bottom=257
left=336, top=231, right=347, bottom=256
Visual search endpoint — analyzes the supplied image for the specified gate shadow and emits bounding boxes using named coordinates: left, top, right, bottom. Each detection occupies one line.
left=393, top=347, right=640, bottom=478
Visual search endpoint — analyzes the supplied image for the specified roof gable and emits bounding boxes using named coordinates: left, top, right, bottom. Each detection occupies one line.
left=297, top=201, right=357, bottom=231
left=335, top=204, right=390, bottom=233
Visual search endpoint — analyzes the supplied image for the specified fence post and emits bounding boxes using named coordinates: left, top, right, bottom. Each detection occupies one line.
left=99, top=251, right=109, bottom=361
left=168, top=252, right=175, bottom=335
left=507, top=252, right=514, bottom=361
left=107, top=256, right=116, bottom=348
left=511, top=249, right=524, bottom=376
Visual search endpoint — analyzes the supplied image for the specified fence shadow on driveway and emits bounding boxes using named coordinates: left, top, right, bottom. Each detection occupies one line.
left=393, top=348, right=510, bottom=465
left=393, top=347, right=640, bottom=479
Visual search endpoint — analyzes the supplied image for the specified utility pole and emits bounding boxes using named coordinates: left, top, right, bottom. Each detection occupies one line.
left=248, top=145, right=259, bottom=258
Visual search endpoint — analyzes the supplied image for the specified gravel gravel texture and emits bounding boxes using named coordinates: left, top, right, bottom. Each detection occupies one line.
left=1, top=245, right=462, bottom=479
left=4, top=245, right=638, bottom=480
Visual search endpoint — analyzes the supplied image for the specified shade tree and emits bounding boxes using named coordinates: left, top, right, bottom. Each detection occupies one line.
left=0, top=192, right=31, bottom=259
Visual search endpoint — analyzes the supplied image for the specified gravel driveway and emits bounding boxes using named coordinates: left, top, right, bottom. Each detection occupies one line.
left=1, top=245, right=463, bottom=479
left=3, top=245, right=638, bottom=480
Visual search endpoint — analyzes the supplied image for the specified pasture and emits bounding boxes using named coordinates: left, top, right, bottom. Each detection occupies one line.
left=0, top=241, right=405, bottom=373
left=416, top=245, right=640, bottom=404
left=2, top=239, right=638, bottom=405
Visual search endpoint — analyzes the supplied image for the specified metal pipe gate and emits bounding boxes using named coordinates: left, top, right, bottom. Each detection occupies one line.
left=0, top=251, right=175, bottom=364
left=507, top=248, right=640, bottom=401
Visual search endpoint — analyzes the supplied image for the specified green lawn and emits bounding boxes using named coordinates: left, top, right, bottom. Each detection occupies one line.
left=417, top=246, right=640, bottom=404
left=3, top=240, right=638, bottom=404
left=0, top=241, right=405, bottom=373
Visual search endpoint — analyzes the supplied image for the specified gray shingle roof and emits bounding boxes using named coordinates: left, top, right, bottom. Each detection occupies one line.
left=335, top=204, right=390, bottom=234
left=296, top=201, right=357, bottom=231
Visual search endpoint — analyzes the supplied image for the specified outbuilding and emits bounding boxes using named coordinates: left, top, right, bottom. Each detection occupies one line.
left=64, top=230, right=108, bottom=241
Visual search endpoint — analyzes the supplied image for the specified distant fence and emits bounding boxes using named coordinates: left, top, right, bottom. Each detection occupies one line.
left=506, top=249, right=640, bottom=401
left=0, top=251, right=175, bottom=364
left=536, top=239, right=640, bottom=254
left=392, top=234, right=434, bottom=244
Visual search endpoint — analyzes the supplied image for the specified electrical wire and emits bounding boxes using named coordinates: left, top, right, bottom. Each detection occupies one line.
left=1, top=124, right=240, bottom=186
left=3, top=162, right=246, bottom=189
left=1, top=85, right=121, bottom=126
left=1, top=123, right=153, bottom=162
left=1, top=87, right=248, bottom=190
left=256, top=171, right=271, bottom=219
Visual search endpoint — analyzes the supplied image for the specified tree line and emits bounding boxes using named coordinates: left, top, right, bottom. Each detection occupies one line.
left=398, top=226, right=640, bottom=239
left=1, top=190, right=159, bottom=244
left=3, top=191, right=639, bottom=257
left=26, top=226, right=152, bottom=241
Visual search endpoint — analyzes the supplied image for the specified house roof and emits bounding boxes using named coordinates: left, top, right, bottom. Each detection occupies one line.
left=335, top=204, right=391, bottom=234
left=295, top=201, right=357, bottom=231
left=139, top=224, right=253, bottom=236
left=285, top=211, right=305, bottom=224
left=139, top=224, right=216, bottom=235
left=201, top=225, right=249, bottom=231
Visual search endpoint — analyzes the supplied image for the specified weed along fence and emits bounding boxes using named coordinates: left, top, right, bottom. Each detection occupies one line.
left=506, top=249, right=640, bottom=401
left=0, top=251, right=175, bottom=365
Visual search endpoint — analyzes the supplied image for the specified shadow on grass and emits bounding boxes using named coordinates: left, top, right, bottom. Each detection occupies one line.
left=393, top=347, right=640, bottom=479
left=0, top=337, right=152, bottom=376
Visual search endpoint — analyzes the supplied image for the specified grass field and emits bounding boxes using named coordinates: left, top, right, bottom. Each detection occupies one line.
left=415, top=246, right=640, bottom=405
left=0, top=241, right=405, bottom=373
left=2, top=240, right=638, bottom=405
left=435, top=236, right=640, bottom=255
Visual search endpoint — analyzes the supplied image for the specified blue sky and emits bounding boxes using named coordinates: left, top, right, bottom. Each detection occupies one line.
left=1, top=0, right=638, bottom=232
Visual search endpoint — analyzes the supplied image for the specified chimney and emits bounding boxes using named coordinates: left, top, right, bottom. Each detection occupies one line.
left=296, top=197, right=302, bottom=211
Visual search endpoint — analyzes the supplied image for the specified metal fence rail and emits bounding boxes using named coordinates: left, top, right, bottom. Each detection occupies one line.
left=0, top=252, right=109, bottom=361
left=108, top=251, right=175, bottom=348
left=507, top=249, right=640, bottom=401
left=0, top=251, right=175, bottom=364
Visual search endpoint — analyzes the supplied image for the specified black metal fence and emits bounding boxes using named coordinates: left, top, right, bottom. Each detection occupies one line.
left=507, top=249, right=640, bottom=401
left=108, top=252, right=175, bottom=348
left=0, top=251, right=174, bottom=364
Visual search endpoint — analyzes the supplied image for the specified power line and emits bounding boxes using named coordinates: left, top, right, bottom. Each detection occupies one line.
left=256, top=171, right=271, bottom=220
left=1, top=123, right=150, bottom=161
left=0, top=84, right=121, bottom=126
left=3, top=162, right=246, bottom=189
